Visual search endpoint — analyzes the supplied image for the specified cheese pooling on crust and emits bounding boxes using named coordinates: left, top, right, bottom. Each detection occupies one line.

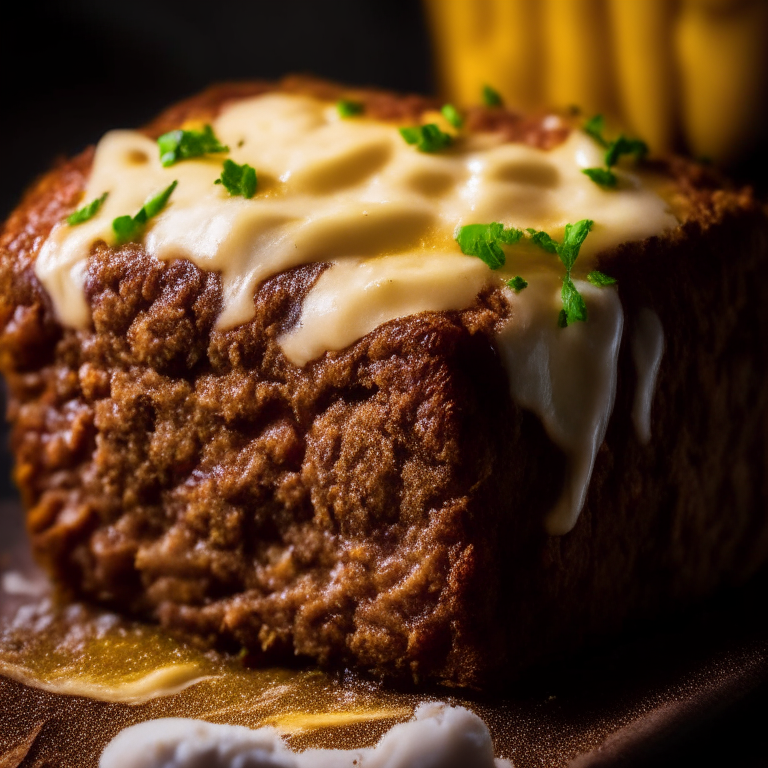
left=35, top=93, right=677, bottom=534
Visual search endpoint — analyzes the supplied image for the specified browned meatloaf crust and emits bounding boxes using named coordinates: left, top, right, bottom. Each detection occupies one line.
left=2, top=77, right=768, bottom=688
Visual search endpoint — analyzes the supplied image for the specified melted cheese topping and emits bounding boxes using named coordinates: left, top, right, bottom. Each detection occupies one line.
left=279, top=253, right=490, bottom=365
left=35, top=93, right=678, bottom=533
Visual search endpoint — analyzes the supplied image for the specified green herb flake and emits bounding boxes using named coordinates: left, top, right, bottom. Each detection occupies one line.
left=143, top=180, right=178, bottom=218
left=454, top=218, right=595, bottom=326
left=558, top=219, right=594, bottom=270
left=482, top=84, right=503, bottom=107
left=215, top=159, right=257, bottom=198
left=66, top=192, right=108, bottom=225
left=561, top=275, right=588, bottom=326
left=441, top=103, right=463, bottom=129
left=604, top=135, right=649, bottom=168
left=157, top=125, right=229, bottom=167
left=112, top=180, right=178, bottom=245
left=399, top=127, right=420, bottom=145
left=526, top=228, right=559, bottom=254
left=111, top=215, right=142, bottom=245
left=497, top=226, right=523, bottom=245
left=583, top=115, right=648, bottom=188
left=587, top=270, right=617, bottom=286
left=507, top=275, right=528, bottom=293
left=582, top=167, right=617, bottom=188
left=337, top=99, right=364, bottom=118
left=527, top=219, right=594, bottom=326
left=583, top=114, right=608, bottom=147
left=399, top=123, right=453, bottom=153
left=455, top=222, right=523, bottom=270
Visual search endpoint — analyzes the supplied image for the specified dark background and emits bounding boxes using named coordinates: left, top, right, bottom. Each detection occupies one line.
left=0, top=0, right=432, bottom=222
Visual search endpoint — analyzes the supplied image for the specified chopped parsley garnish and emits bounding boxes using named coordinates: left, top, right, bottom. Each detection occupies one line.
left=337, top=99, right=364, bottom=118
left=508, top=275, right=528, bottom=293
left=525, top=228, right=558, bottom=254
left=559, top=276, right=587, bottom=327
left=604, top=135, right=648, bottom=168
left=558, top=219, right=594, bottom=270
left=66, top=192, right=108, bottom=225
left=482, top=84, right=503, bottom=107
left=455, top=222, right=522, bottom=269
left=399, top=124, right=453, bottom=153
left=157, top=125, right=228, bottom=167
left=112, top=180, right=177, bottom=245
left=456, top=218, right=601, bottom=326
left=526, top=219, right=595, bottom=326
left=441, top=103, right=463, bottom=129
left=582, top=114, right=648, bottom=188
left=583, top=114, right=608, bottom=147
left=215, top=159, right=257, bottom=198
left=582, top=167, right=617, bottom=187
left=587, top=269, right=617, bottom=286
left=556, top=220, right=592, bottom=325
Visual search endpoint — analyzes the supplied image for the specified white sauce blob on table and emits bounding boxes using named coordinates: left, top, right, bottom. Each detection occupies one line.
left=99, top=703, right=512, bottom=768
left=34, top=92, right=678, bottom=534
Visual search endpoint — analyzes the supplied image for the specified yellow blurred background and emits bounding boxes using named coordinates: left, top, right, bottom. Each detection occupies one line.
left=424, top=0, right=768, bottom=166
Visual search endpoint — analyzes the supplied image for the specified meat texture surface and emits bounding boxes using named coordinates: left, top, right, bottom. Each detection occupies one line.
left=1, top=78, right=767, bottom=687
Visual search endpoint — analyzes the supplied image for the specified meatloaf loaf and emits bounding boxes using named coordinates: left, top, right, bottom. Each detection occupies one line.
left=1, top=77, right=767, bottom=688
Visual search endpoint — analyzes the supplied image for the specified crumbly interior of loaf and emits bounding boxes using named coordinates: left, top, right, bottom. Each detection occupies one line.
left=6, top=234, right=560, bottom=683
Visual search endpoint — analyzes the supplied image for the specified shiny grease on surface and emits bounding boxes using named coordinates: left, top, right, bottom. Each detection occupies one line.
left=1, top=574, right=766, bottom=768
left=0, top=598, right=408, bottom=727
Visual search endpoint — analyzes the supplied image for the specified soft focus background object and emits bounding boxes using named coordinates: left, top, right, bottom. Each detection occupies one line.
left=424, top=0, right=768, bottom=165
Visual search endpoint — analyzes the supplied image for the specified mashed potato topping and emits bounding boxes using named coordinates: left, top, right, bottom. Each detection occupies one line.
left=35, top=93, right=676, bottom=533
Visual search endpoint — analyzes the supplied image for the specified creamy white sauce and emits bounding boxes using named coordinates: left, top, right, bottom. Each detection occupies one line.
left=279, top=253, right=490, bottom=365
left=34, top=92, right=678, bottom=534
left=498, top=276, right=624, bottom=535
left=631, top=308, right=665, bottom=445
left=99, top=703, right=512, bottom=768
